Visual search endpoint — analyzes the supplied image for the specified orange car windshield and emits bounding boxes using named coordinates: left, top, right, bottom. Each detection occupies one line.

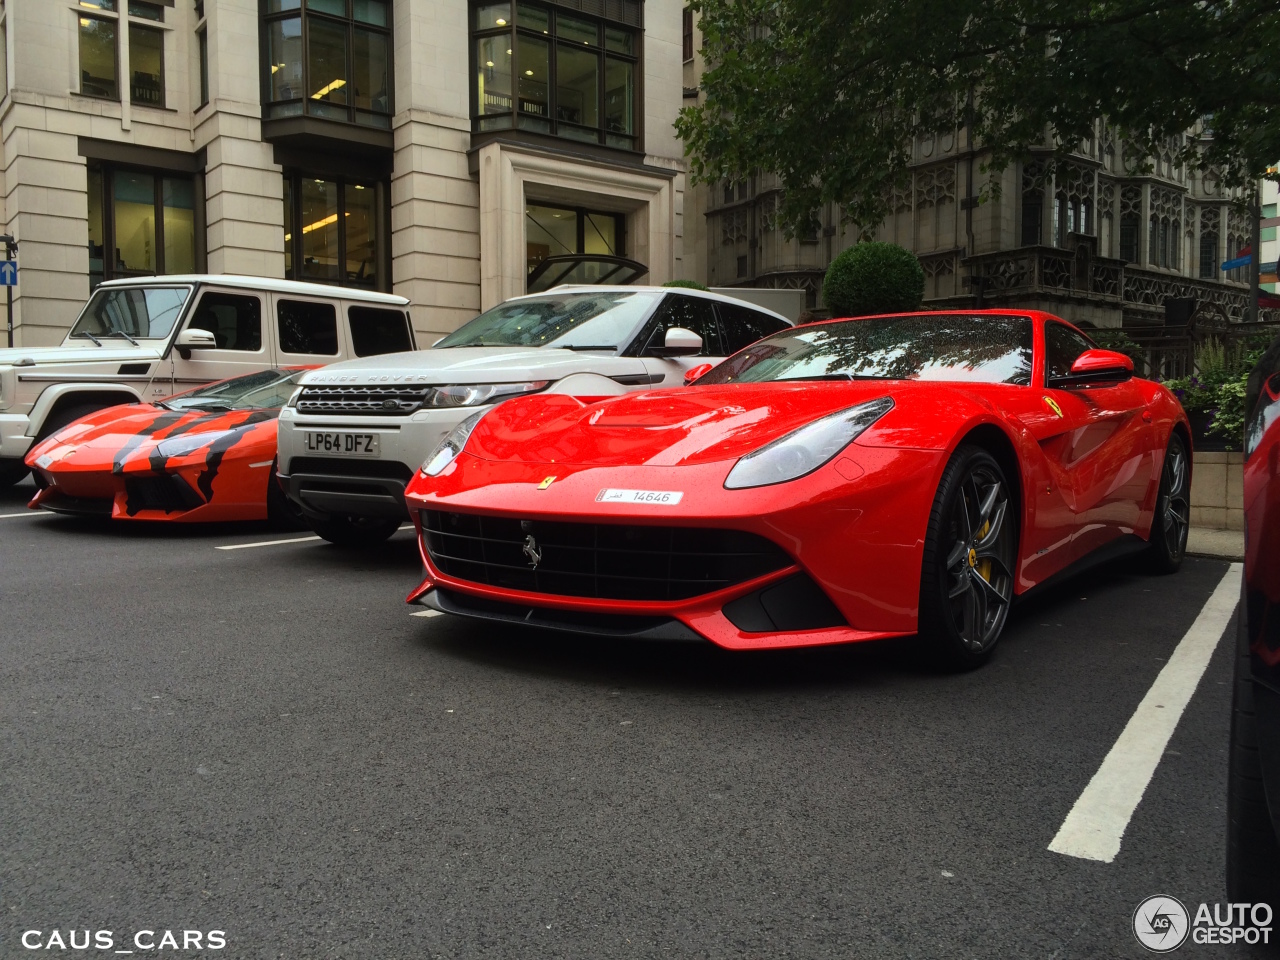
left=162, top=369, right=306, bottom=412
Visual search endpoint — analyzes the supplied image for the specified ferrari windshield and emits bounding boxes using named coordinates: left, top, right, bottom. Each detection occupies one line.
left=434, top=291, right=661, bottom=350
left=698, top=314, right=1034, bottom=386
left=69, top=286, right=191, bottom=341
left=163, top=369, right=307, bottom=412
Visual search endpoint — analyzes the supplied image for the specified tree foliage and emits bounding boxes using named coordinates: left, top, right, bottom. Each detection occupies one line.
left=823, top=242, right=924, bottom=316
left=676, top=0, right=1280, bottom=235
left=663, top=279, right=711, bottom=290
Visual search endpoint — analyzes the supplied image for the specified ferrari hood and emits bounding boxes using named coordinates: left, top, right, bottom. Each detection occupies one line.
left=299, top=346, right=642, bottom=386
left=28, top=404, right=277, bottom=472
left=467, top=382, right=912, bottom=467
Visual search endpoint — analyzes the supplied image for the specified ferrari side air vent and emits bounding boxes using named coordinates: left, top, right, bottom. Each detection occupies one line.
left=721, top=574, right=847, bottom=633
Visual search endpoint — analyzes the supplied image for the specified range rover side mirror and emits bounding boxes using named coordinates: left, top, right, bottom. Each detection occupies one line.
left=684, top=362, right=715, bottom=385
left=1048, top=348, right=1134, bottom=388
left=174, top=327, right=216, bottom=360
left=648, top=327, right=703, bottom=358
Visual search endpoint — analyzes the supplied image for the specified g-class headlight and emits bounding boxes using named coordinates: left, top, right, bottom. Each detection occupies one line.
left=421, top=410, right=486, bottom=477
left=723, top=396, right=894, bottom=490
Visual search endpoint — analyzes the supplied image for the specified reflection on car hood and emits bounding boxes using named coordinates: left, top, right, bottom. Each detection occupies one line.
left=297, top=346, right=641, bottom=385
left=466, top=382, right=926, bottom=467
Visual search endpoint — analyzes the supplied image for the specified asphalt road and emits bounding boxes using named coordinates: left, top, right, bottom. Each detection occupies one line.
left=0, top=474, right=1268, bottom=959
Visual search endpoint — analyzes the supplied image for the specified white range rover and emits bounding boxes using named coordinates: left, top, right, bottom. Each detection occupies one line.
left=0, top=275, right=415, bottom=487
left=276, top=285, right=792, bottom=546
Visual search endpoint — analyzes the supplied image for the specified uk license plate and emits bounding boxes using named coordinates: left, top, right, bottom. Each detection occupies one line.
left=303, top=431, right=380, bottom=457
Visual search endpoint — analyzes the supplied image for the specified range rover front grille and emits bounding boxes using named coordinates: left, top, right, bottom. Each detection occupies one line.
left=422, top=510, right=792, bottom=602
left=296, top=383, right=435, bottom=416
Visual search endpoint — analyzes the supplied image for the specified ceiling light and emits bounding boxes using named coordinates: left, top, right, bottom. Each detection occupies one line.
left=525, top=69, right=533, bottom=75
left=485, top=60, right=494, bottom=67
left=495, top=17, right=506, bottom=25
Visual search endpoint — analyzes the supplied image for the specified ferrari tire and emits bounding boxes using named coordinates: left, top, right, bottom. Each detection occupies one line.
left=1146, top=432, right=1190, bottom=574
left=0, top=457, right=28, bottom=487
left=1226, top=592, right=1280, bottom=905
left=308, top=513, right=401, bottom=547
left=918, top=444, right=1018, bottom=671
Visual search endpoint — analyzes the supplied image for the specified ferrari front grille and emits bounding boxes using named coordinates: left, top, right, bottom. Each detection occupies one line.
left=296, top=383, right=435, bottom=416
left=421, top=510, right=791, bottom=602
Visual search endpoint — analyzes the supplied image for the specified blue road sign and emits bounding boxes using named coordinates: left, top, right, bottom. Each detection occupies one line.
left=0, top=262, right=16, bottom=286
left=1222, top=255, right=1252, bottom=272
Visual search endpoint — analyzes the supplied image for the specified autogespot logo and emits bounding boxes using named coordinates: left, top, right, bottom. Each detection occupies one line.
left=1133, top=895, right=1190, bottom=953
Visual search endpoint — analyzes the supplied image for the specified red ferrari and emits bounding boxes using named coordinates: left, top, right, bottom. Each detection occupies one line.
left=403, top=310, right=1190, bottom=667
left=25, top=368, right=310, bottom=523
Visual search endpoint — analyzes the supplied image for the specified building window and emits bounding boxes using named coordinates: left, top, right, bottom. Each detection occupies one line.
left=197, top=27, right=209, bottom=106
left=87, top=165, right=199, bottom=290
left=1021, top=190, right=1042, bottom=245
left=472, top=1, right=640, bottom=151
left=1119, top=212, right=1139, bottom=263
left=282, top=174, right=384, bottom=290
left=130, top=23, right=164, bottom=106
left=525, top=201, right=624, bottom=276
left=263, top=0, right=392, bottom=129
left=79, top=13, right=119, bottom=99
left=682, top=6, right=693, bottom=62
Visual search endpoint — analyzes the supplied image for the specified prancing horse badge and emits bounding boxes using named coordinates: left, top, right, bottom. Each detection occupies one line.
left=1043, top=396, right=1064, bottom=418
left=538, top=476, right=556, bottom=490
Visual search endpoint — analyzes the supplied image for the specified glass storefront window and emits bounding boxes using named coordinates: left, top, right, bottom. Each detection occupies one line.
left=88, top=169, right=106, bottom=289
left=79, top=16, right=118, bottom=100
left=472, top=2, right=638, bottom=150
left=308, top=19, right=349, bottom=120
left=525, top=203, right=624, bottom=277
left=352, top=28, right=390, bottom=125
left=114, top=171, right=157, bottom=274
left=268, top=17, right=303, bottom=115
left=129, top=25, right=164, bottom=107
left=284, top=174, right=386, bottom=291
left=353, top=0, right=388, bottom=27
left=163, top=179, right=196, bottom=275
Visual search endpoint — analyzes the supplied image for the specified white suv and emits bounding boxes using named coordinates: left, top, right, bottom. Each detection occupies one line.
left=0, top=275, right=414, bottom=486
left=277, top=286, right=792, bottom=546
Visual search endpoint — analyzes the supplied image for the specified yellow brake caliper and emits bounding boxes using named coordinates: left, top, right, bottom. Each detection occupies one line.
left=974, top=521, right=993, bottom=582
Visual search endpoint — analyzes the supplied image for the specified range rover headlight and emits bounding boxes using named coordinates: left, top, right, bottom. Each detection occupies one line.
left=425, top=381, right=549, bottom=408
left=421, top=410, right=486, bottom=477
left=723, top=396, right=894, bottom=490
left=285, top=386, right=304, bottom=408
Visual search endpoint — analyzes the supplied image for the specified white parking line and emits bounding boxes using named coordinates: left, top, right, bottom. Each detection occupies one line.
left=0, top=511, right=38, bottom=519
left=1048, top=562, right=1242, bottom=863
left=216, top=535, right=322, bottom=551
left=411, top=609, right=443, bottom=618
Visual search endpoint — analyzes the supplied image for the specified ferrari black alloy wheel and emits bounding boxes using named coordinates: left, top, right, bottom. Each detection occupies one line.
left=1147, top=432, right=1190, bottom=574
left=920, top=445, right=1018, bottom=670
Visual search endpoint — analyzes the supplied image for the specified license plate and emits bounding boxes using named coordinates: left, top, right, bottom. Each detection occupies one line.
left=302, top=431, right=380, bottom=457
left=596, top=488, right=684, bottom=505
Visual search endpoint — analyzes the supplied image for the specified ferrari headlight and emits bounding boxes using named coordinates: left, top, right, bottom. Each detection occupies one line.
left=426, top=381, right=549, bottom=408
left=724, top=396, right=894, bottom=490
left=156, top=429, right=235, bottom=459
left=421, top=410, right=486, bottom=477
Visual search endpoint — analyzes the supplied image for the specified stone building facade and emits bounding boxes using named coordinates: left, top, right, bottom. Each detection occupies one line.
left=0, top=0, right=688, bottom=346
left=683, top=15, right=1271, bottom=330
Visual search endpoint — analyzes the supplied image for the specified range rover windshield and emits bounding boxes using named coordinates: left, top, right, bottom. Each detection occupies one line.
left=69, top=286, right=191, bottom=342
left=697, top=314, right=1034, bottom=386
left=433, top=291, right=661, bottom=350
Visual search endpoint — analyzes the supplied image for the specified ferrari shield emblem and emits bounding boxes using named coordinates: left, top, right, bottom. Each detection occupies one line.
left=538, top=476, right=556, bottom=490
left=1043, top=396, right=1064, bottom=418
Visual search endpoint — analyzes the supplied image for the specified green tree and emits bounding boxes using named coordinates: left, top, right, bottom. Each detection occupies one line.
left=823, top=242, right=924, bottom=316
left=677, top=0, right=1280, bottom=235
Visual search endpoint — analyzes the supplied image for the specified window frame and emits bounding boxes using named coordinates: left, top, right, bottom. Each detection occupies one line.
left=260, top=0, right=393, bottom=130
left=128, top=21, right=166, bottom=108
left=281, top=171, right=389, bottom=292
left=87, top=162, right=202, bottom=290
left=78, top=12, right=121, bottom=101
left=469, top=1, right=642, bottom=153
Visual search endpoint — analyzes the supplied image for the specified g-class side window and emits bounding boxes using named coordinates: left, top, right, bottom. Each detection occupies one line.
left=349, top=307, right=414, bottom=357
left=278, top=300, right=339, bottom=356
left=186, top=293, right=263, bottom=351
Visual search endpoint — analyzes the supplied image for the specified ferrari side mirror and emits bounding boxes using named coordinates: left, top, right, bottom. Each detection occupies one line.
left=684, top=362, right=715, bottom=385
left=1050, top=348, right=1134, bottom=388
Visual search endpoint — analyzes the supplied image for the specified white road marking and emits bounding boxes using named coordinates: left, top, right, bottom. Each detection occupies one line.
left=0, top=511, right=38, bottom=519
left=216, top=535, right=321, bottom=551
left=1048, top=562, right=1242, bottom=863
left=411, top=610, right=443, bottom=618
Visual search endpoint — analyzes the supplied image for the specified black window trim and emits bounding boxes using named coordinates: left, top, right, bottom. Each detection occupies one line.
left=622, top=292, right=723, bottom=358
left=469, top=0, right=642, bottom=153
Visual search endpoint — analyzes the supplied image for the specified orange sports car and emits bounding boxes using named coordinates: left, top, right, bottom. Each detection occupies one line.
left=25, top=368, right=310, bottom=523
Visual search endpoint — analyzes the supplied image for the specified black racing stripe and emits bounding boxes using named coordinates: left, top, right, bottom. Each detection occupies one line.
left=111, top=412, right=186, bottom=475
left=194, top=411, right=275, bottom=502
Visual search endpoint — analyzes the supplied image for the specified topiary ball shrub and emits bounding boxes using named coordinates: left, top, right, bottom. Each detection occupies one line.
left=822, top=242, right=925, bottom=317
left=663, top=279, right=710, bottom=291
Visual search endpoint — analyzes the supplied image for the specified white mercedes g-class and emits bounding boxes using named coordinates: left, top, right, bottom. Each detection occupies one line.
left=0, top=275, right=414, bottom=486
left=276, top=286, right=792, bottom=546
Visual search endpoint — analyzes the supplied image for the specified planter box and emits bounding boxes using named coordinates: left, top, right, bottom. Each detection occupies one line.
left=1190, top=450, right=1243, bottom=531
